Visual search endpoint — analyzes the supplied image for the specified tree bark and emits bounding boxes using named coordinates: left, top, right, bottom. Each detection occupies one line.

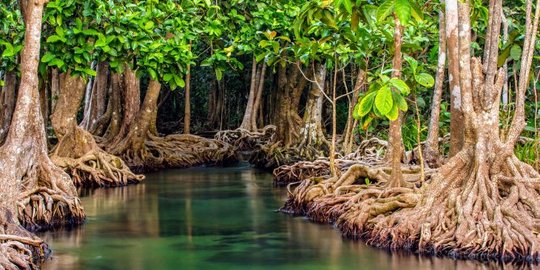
left=0, top=71, right=17, bottom=144
left=297, top=62, right=328, bottom=157
left=387, top=15, right=405, bottom=187
left=251, top=63, right=267, bottom=130
left=239, top=57, right=259, bottom=131
left=184, top=65, right=191, bottom=134
left=446, top=0, right=465, bottom=156
left=81, top=62, right=109, bottom=132
left=424, top=8, right=447, bottom=167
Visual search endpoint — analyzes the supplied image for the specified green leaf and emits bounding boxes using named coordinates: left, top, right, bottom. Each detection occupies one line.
left=163, top=74, right=173, bottom=82
left=389, top=78, right=410, bottom=95
left=376, top=0, right=395, bottom=22
left=46, top=35, right=65, bottom=43
left=41, top=53, right=56, bottom=63
left=1, top=43, right=15, bottom=58
left=215, top=68, right=223, bottom=81
left=510, top=45, right=522, bottom=61
left=174, top=75, right=185, bottom=88
left=343, top=0, right=353, bottom=14
left=387, top=104, right=399, bottom=120
left=375, top=86, right=393, bottom=115
left=415, top=73, right=435, bottom=87
left=394, top=0, right=411, bottom=25
left=356, top=92, right=376, bottom=119
left=393, top=91, right=408, bottom=112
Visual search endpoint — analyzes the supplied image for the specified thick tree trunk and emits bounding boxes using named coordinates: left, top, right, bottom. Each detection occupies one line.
left=297, top=62, right=328, bottom=157
left=424, top=9, right=447, bottom=167
left=446, top=0, right=465, bottom=156
left=273, top=62, right=307, bottom=147
left=50, top=72, right=143, bottom=187
left=0, top=1, right=85, bottom=268
left=81, top=62, right=109, bottom=132
left=0, top=71, right=17, bottom=144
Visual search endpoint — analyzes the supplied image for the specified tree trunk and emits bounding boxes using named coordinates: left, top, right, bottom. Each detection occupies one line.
left=273, top=62, right=307, bottom=147
left=81, top=62, right=109, bottom=132
left=424, top=9, right=447, bottom=167
left=184, top=65, right=191, bottom=134
left=446, top=0, right=465, bottom=157
left=342, top=69, right=366, bottom=154
left=251, top=63, right=267, bottom=130
left=0, top=2, right=85, bottom=267
left=50, top=72, right=143, bottom=187
left=239, top=57, right=259, bottom=131
left=297, top=62, right=328, bottom=157
left=0, top=71, right=17, bottom=144
left=387, top=15, right=405, bottom=187
left=100, top=72, right=123, bottom=140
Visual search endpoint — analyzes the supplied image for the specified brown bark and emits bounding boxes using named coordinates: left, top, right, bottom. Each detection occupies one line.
left=240, top=58, right=259, bottom=131
left=387, top=15, right=405, bottom=188
left=0, top=71, right=17, bottom=144
left=424, top=9, right=447, bottom=168
left=50, top=72, right=143, bottom=187
left=446, top=0, right=465, bottom=156
left=297, top=62, right=328, bottom=155
left=81, top=62, right=109, bottom=132
left=273, top=62, right=307, bottom=147
left=100, top=72, right=123, bottom=140
left=0, top=1, right=85, bottom=267
left=184, top=65, right=191, bottom=134
left=251, top=63, right=267, bottom=130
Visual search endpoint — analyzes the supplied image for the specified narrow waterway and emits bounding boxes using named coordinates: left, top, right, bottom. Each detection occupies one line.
left=39, top=164, right=519, bottom=270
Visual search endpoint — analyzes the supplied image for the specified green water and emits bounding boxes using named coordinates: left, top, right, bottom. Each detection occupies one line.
left=39, top=165, right=512, bottom=270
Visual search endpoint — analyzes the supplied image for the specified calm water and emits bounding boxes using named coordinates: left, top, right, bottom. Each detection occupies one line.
left=39, top=164, right=525, bottom=270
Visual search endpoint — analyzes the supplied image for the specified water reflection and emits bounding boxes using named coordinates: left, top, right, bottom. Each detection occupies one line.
left=39, top=165, right=536, bottom=270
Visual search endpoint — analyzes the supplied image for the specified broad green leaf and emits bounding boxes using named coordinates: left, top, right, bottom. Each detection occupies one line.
left=1, top=43, right=14, bottom=58
left=41, top=53, right=56, bottom=63
left=215, top=68, right=223, bottom=81
left=46, top=35, right=65, bottom=43
left=415, top=73, right=435, bottom=87
left=356, top=91, right=376, bottom=119
left=394, top=0, right=411, bottom=25
left=163, top=74, right=173, bottom=82
left=389, top=78, right=410, bottom=95
left=375, top=86, right=393, bottom=115
left=393, top=91, right=408, bottom=112
left=386, top=104, right=399, bottom=120
left=174, top=75, right=185, bottom=88
left=376, top=0, right=394, bottom=22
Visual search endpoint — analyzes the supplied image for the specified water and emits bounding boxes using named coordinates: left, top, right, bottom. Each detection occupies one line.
left=39, top=164, right=524, bottom=270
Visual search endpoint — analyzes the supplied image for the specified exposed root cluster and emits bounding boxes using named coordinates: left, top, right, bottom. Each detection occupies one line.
left=118, top=134, right=238, bottom=173
left=52, top=127, right=144, bottom=188
left=52, top=149, right=144, bottom=188
left=282, top=148, right=540, bottom=263
left=273, top=138, right=388, bottom=186
left=214, top=125, right=276, bottom=152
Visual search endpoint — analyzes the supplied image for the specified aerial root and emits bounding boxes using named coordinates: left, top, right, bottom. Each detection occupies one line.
left=17, top=186, right=85, bottom=231
left=119, top=133, right=237, bottom=173
left=284, top=148, right=540, bottom=262
left=52, top=148, right=144, bottom=187
left=214, top=125, right=276, bottom=152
